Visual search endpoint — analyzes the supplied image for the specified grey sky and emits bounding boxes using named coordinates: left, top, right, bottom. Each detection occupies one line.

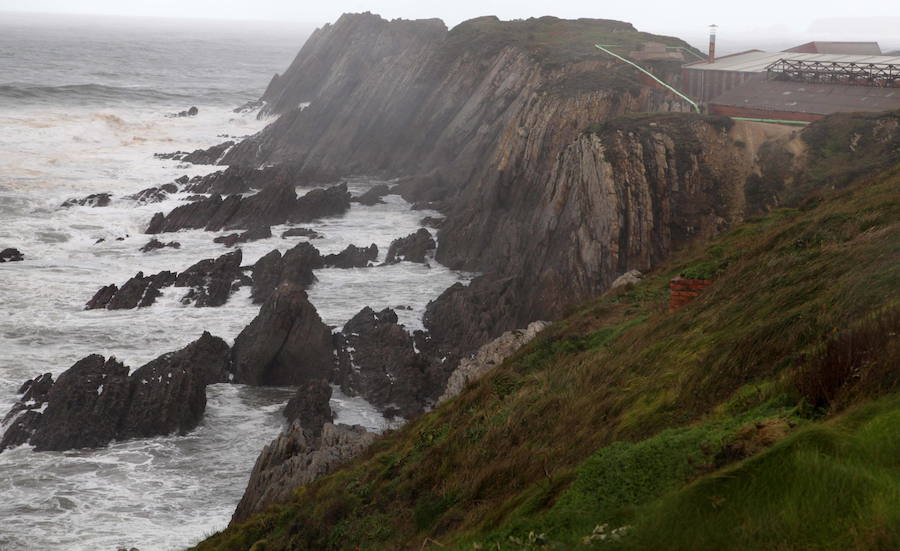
left=2, top=0, right=899, bottom=50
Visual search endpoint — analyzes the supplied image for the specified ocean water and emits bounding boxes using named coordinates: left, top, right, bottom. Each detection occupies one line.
left=0, top=13, right=466, bottom=551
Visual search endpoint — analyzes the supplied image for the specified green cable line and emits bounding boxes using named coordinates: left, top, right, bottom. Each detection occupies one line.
left=594, top=44, right=700, bottom=113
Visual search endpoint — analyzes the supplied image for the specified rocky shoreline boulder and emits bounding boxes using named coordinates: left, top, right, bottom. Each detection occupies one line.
left=174, top=249, right=247, bottom=307
left=323, top=243, right=377, bottom=268
left=0, top=333, right=230, bottom=453
left=385, top=228, right=435, bottom=264
left=60, top=193, right=111, bottom=208
left=352, top=183, right=391, bottom=206
left=231, top=283, right=334, bottom=386
left=231, top=422, right=377, bottom=525
left=85, top=270, right=178, bottom=310
left=0, top=248, right=25, bottom=262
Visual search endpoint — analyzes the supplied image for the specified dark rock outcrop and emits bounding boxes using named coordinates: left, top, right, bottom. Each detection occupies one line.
left=231, top=422, right=376, bottom=525
left=0, top=334, right=230, bottom=453
left=139, top=239, right=181, bottom=253
left=352, top=184, right=391, bottom=205
left=231, top=284, right=334, bottom=386
left=28, top=355, right=132, bottom=451
left=213, top=226, right=272, bottom=247
left=174, top=249, right=246, bottom=307
left=385, top=228, right=435, bottom=264
left=0, top=248, right=25, bottom=262
left=61, top=193, right=111, bottom=208
left=145, top=183, right=350, bottom=234
left=249, top=242, right=323, bottom=304
left=283, top=379, right=334, bottom=436
left=127, top=183, right=178, bottom=204
left=167, top=106, right=199, bottom=118
left=118, top=332, right=231, bottom=440
left=335, top=307, right=443, bottom=417
left=86, top=270, right=178, bottom=310
left=323, top=244, right=377, bottom=268
left=282, top=227, right=322, bottom=239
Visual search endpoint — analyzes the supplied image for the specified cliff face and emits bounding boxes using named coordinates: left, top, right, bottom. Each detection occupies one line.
left=223, top=13, right=774, bottom=350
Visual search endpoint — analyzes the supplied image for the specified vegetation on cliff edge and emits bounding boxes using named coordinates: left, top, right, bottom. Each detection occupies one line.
left=195, top=160, right=900, bottom=550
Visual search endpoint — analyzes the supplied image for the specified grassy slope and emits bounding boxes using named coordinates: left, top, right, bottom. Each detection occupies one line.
left=195, top=161, right=900, bottom=550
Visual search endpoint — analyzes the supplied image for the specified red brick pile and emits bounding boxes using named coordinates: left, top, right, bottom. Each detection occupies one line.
left=669, top=277, right=714, bottom=311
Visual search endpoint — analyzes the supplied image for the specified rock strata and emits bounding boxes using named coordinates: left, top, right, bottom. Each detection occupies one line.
left=231, top=422, right=376, bottom=525
left=323, top=244, right=378, bottom=268
left=438, top=321, right=550, bottom=404
left=231, top=284, right=334, bottom=386
left=174, top=249, right=246, bottom=307
left=385, top=228, right=435, bottom=264
left=86, top=270, right=178, bottom=310
left=0, top=333, right=230, bottom=453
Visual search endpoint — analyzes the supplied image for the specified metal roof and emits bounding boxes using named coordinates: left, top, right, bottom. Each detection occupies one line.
left=708, top=77, right=900, bottom=115
left=685, top=51, right=900, bottom=73
left=786, top=41, right=882, bottom=55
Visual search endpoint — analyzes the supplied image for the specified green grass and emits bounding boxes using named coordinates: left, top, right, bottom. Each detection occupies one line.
left=194, top=156, right=900, bottom=550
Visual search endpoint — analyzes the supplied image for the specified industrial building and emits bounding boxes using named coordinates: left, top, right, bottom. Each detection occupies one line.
left=680, top=39, right=900, bottom=122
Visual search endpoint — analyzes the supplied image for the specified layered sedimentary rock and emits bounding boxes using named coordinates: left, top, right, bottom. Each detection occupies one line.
left=231, top=422, right=376, bottom=525
left=0, top=332, right=230, bottom=453
left=146, top=183, right=350, bottom=234
left=231, top=284, right=334, bottom=386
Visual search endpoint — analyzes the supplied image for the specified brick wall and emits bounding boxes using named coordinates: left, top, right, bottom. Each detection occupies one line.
left=669, top=277, right=714, bottom=311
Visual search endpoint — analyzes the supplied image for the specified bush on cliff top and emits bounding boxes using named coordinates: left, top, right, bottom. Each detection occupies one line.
left=195, top=159, right=900, bottom=550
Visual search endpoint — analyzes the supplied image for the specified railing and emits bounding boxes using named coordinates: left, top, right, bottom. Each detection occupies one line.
left=765, top=58, right=899, bottom=88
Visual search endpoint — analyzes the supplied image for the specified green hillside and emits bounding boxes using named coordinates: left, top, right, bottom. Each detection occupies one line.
left=195, top=156, right=900, bottom=550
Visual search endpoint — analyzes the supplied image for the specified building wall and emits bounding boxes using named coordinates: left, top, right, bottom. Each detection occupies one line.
left=682, top=67, right=757, bottom=103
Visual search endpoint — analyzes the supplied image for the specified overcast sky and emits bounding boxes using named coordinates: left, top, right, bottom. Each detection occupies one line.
left=2, top=0, right=898, bottom=49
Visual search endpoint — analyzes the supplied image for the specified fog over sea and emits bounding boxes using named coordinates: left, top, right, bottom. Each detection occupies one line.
left=0, top=13, right=466, bottom=550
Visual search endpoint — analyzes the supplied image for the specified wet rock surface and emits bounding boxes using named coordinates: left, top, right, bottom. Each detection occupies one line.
left=231, top=284, right=335, bottom=386
left=86, top=270, right=178, bottom=310
left=323, top=243, right=377, bottom=268
left=139, top=238, right=181, bottom=253
left=145, top=183, right=350, bottom=234
left=282, top=379, right=334, bottom=437
left=174, top=249, right=246, bottom=307
left=385, top=228, right=435, bottom=264
left=61, top=193, right=111, bottom=208
left=281, top=227, right=321, bottom=239
left=0, top=248, right=24, bottom=262
left=249, top=242, right=323, bottom=304
left=213, top=225, right=272, bottom=247
left=0, top=333, right=231, bottom=453
left=127, top=183, right=178, bottom=204
left=231, top=422, right=376, bottom=525
left=335, top=307, right=444, bottom=418
left=352, top=183, right=391, bottom=205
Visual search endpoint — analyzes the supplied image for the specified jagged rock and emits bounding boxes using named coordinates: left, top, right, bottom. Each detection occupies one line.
left=118, top=332, right=230, bottom=440
left=28, top=355, right=131, bottom=451
left=352, top=184, right=391, bottom=205
left=167, top=106, right=199, bottom=118
left=60, top=193, right=111, bottom=208
left=231, top=284, right=334, bottom=386
left=283, top=379, right=334, bottom=436
left=250, top=242, right=323, bottom=305
left=0, top=248, right=24, bottom=262
left=145, top=183, right=350, bottom=234
left=174, top=249, right=244, bottom=307
left=385, top=228, right=435, bottom=264
left=420, top=216, right=444, bottom=228
left=290, top=183, right=351, bottom=223
left=127, top=183, right=177, bottom=204
left=282, top=242, right=323, bottom=286
left=0, top=334, right=230, bottom=453
left=610, top=270, right=643, bottom=289
left=213, top=226, right=272, bottom=247
left=231, top=422, right=376, bottom=525
left=139, top=239, right=181, bottom=253
left=438, top=321, right=550, bottom=404
left=250, top=250, right=283, bottom=305
left=85, top=284, right=119, bottom=310
left=281, top=227, right=322, bottom=239
left=335, top=307, right=437, bottom=417
left=234, top=99, right=265, bottom=113
left=323, top=244, right=377, bottom=268
left=88, top=270, right=177, bottom=310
